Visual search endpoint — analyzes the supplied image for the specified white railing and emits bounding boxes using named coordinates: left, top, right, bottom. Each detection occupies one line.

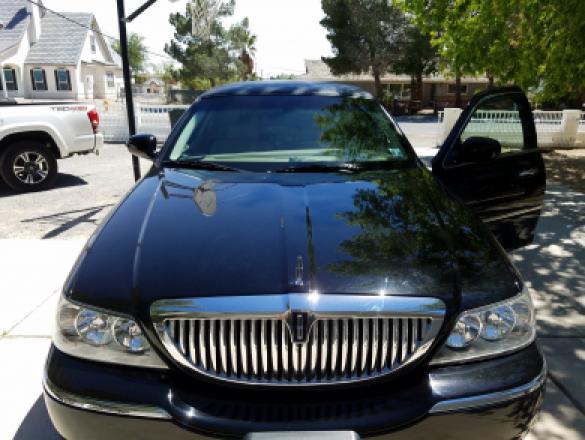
left=136, top=104, right=189, bottom=142
left=96, top=102, right=189, bottom=143
left=437, top=109, right=585, bottom=148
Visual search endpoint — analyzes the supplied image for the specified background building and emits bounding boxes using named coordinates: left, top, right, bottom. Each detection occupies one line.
left=0, top=0, right=123, bottom=101
left=297, top=59, right=489, bottom=110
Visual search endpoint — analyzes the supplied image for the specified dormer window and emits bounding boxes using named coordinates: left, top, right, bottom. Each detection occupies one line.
left=2, top=67, right=18, bottom=91
left=30, top=68, right=47, bottom=91
left=90, top=35, right=97, bottom=54
left=55, top=68, right=72, bottom=91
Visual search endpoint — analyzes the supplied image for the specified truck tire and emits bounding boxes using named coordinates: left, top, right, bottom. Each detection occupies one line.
left=0, top=141, right=58, bottom=192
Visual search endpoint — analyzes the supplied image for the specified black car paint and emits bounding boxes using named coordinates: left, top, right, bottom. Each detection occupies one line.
left=45, top=343, right=544, bottom=438
left=65, top=166, right=519, bottom=323
left=433, top=87, right=546, bottom=249
left=51, top=81, right=546, bottom=437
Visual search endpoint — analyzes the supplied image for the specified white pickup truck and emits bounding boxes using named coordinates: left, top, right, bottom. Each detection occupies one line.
left=0, top=101, right=103, bottom=192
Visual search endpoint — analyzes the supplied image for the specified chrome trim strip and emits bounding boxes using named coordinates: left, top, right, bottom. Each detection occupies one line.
left=43, top=375, right=171, bottom=419
left=482, top=206, right=541, bottom=223
left=151, top=294, right=446, bottom=321
left=429, top=361, right=547, bottom=414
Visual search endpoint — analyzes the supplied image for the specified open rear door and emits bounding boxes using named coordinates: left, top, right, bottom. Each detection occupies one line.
left=432, top=86, right=546, bottom=250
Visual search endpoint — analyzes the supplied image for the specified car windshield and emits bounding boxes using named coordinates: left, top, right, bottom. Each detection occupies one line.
left=164, top=94, right=414, bottom=170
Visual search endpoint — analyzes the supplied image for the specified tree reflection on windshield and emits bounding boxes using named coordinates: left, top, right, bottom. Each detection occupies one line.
left=315, top=98, right=408, bottom=163
left=328, top=170, right=510, bottom=298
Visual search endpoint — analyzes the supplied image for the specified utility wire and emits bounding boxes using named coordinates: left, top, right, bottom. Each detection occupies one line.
left=24, top=0, right=174, bottom=61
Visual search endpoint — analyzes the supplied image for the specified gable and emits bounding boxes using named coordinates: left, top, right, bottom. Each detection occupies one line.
left=0, top=0, right=30, bottom=55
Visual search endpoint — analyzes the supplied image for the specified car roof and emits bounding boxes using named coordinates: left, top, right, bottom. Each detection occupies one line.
left=200, top=80, right=374, bottom=99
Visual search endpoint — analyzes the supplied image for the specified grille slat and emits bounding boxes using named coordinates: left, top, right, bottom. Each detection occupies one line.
left=360, top=319, right=369, bottom=375
left=189, top=320, right=197, bottom=364
left=401, top=319, right=408, bottom=363
left=330, top=320, right=338, bottom=375
left=240, top=320, right=248, bottom=376
left=380, top=318, right=389, bottom=370
left=371, top=318, right=379, bottom=372
left=350, top=319, right=358, bottom=375
left=219, top=320, right=228, bottom=374
left=320, top=321, right=328, bottom=376
left=162, top=315, right=441, bottom=385
left=309, top=322, right=318, bottom=379
left=251, top=320, right=259, bottom=376
left=260, top=320, right=269, bottom=377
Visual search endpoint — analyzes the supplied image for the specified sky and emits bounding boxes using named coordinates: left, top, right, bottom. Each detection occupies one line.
left=42, top=0, right=333, bottom=78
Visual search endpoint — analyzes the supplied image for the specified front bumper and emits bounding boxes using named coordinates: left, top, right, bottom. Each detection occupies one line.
left=44, top=343, right=546, bottom=439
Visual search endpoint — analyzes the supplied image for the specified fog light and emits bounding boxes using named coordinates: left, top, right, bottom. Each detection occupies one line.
left=76, top=309, right=112, bottom=345
left=112, top=318, right=148, bottom=352
left=481, top=306, right=515, bottom=341
left=446, top=314, right=481, bottom=348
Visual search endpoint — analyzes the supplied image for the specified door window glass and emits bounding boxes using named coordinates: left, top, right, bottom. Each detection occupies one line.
left=460, top=95, right=525, bottom=154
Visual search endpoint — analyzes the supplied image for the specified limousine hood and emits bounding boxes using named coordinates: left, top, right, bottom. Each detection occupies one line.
left=66, top=167, right=520, bottom=318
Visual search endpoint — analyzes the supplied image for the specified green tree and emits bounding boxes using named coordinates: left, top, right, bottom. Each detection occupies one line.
left=391, top=24, right=438, bottom=103
left=112, top=33, right=148, bottom=80
left=228, top=17, right=257, bottom=80
left=320, top=0, right=407, bottom=100
left=165, top=1, right=256, bottom=88
left=398, top=0, right=585, bottom=104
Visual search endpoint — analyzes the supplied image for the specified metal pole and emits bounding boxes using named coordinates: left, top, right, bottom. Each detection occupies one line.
left=116, top=0, right=141, bottom=181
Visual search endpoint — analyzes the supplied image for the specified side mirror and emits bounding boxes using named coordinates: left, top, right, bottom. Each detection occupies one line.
left=460, top=136, right=501, bottom=163
left=127, top=134, right=157, bottom=160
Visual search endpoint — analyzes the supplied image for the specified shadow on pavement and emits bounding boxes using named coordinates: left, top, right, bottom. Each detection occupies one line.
left=13, top=395, right=61, bottom=440
left=21, top=204, right=114, bottom=239
left=0, top=173, right=88, bottom=198
left=511, top=183, right=585, bottom=337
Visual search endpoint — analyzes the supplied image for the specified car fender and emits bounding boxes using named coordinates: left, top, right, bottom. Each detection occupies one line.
left=0, top=121, right=68, bottom=157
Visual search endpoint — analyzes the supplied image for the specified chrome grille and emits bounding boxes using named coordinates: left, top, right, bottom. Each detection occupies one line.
left=152, top=294, right=445, bottom=385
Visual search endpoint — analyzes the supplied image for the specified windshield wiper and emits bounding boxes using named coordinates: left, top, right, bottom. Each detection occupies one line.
left=161, top=159, right=240, bottom=172
left=274, top=163, right=360, bottom=173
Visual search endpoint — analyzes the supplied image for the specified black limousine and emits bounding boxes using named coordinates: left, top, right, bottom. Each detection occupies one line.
left=44, top=81, right=546, bottom=439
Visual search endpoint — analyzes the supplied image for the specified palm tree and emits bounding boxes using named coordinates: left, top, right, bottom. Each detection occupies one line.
left=230, top=18, right=257, bottom=80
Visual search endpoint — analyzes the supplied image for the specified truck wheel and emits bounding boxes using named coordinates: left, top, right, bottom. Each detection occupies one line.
left=0, top=141, right=58, bottom=192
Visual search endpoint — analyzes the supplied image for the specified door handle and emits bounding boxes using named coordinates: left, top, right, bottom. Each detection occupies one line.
left=519, top=169, right=538, bottom=178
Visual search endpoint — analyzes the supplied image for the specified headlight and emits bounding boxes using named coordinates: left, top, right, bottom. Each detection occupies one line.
left=431, top=286, right=535, bottom=365
left=54, top=296, right=168, bottom=369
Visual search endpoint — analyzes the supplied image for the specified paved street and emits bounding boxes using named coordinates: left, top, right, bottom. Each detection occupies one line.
left=0, top=125, right=584, bottom=438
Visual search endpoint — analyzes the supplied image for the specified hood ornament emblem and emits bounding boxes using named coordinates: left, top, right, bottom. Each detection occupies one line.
left=294, top=255, right=304, bottom=287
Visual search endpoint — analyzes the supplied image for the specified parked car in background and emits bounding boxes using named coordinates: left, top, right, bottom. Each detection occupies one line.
left=0, top=101, right=102, bottom=192
left=44, top=82, right=546, bottom=439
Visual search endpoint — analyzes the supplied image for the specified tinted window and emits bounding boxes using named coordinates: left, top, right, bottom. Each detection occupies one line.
left=166, top=95, right=412, bottom=166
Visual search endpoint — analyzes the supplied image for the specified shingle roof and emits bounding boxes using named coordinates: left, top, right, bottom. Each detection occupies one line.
left=0, top=0, right=30, bottom=55
left=25, top=11, right=92, bottom=65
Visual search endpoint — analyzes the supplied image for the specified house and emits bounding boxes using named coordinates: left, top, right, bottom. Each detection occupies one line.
left=0, top=0, right=124, bottom=100
left=135, top=77, right=165, bottom=96
left=297, top=59, right=489, bottom=110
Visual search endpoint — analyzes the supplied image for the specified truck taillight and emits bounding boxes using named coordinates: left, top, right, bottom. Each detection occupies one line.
left=87, top=109, right=100, bottom=133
